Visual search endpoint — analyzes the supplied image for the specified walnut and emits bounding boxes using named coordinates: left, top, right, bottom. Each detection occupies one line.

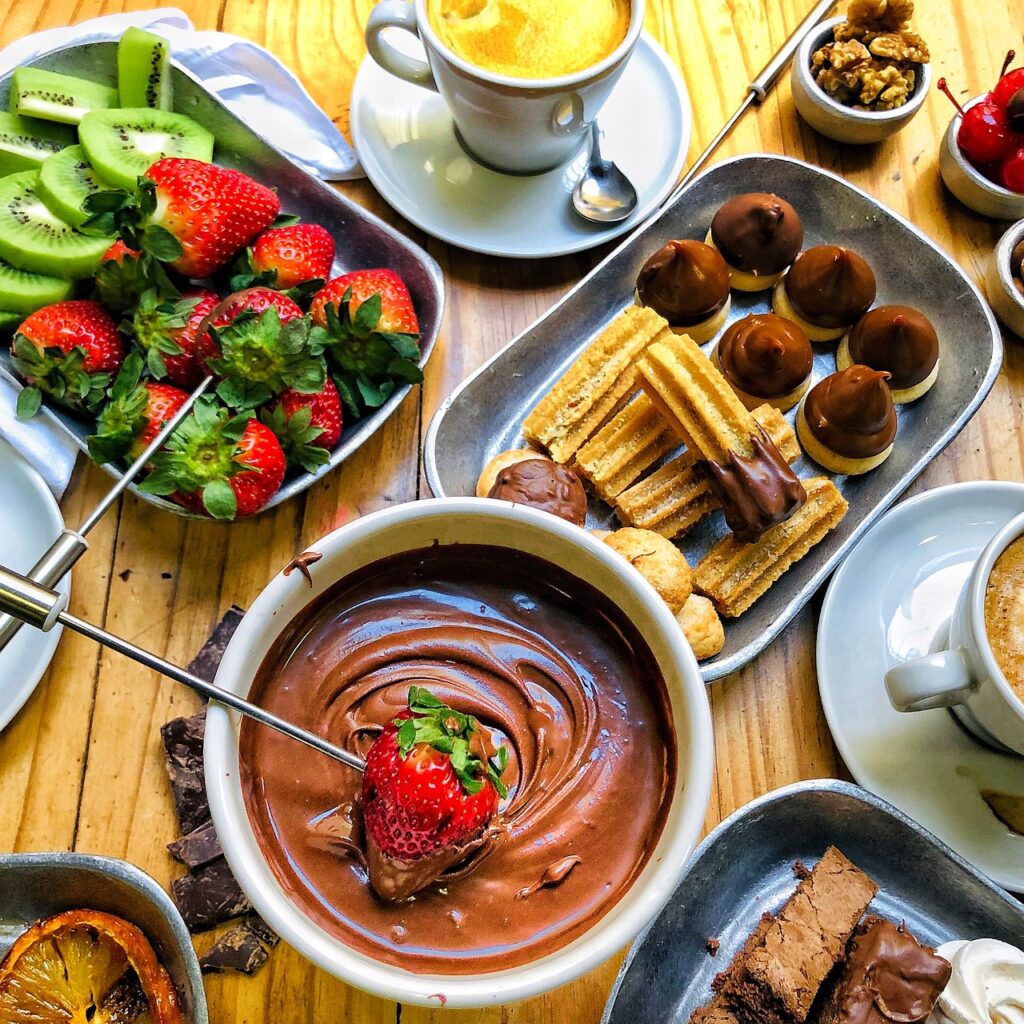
left=823, top=38, right=871, bottom=71
left=858, top=62, right=913, bottom=107
left=846, top=0, right=914, bottom=32
left=866, top=30, right=929, bottom=63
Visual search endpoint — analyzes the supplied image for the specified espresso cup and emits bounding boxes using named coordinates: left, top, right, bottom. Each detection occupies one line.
left=885, top=510, right=1024, bottom=756
left=365, top=0, right=645, bottom=174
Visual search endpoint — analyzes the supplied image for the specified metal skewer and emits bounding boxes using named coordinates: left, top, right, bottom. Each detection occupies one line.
left=0, top=562, right=367, bottom=772
left=0, top=376, right=213, bottom=655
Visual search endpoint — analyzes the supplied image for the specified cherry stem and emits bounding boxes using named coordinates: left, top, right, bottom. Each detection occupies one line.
left=937, top=78, right=965, bottom=116
left=1002, top=49, right=1017, bottom=79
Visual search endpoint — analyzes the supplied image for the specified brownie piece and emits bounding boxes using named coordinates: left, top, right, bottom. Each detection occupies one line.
left=814, top=916, right=952, bottom=1024
left=691, top=915, right=774, bottom=1024
left=729, top=846, right=878, bottom=1024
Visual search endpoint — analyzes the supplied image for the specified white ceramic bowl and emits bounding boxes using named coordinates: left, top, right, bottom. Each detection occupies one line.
left=791, top=17, right=931, bottom=145
left=986, top=218, right=1024, bottom=337
left=204, top=498, right=714, bottom=1008
left=940, top=96, right=1024, bottom=220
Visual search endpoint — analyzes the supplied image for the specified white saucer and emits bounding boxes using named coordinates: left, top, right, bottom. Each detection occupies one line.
left=818, top=481, right=1024, bottom=893
left=0, top=437, right=69, bottom=733
left=351, top=33, right=690, bottom=259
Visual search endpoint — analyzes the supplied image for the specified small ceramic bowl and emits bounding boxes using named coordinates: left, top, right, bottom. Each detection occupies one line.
left=986, top=218, right=1024, bottom=336
left=791, top=16, right=932, bottom=145
left=940, top=97, right=1024, bottom=219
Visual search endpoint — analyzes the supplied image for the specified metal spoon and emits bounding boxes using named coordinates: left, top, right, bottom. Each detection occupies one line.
left=572, top=123, right=638, bottom=223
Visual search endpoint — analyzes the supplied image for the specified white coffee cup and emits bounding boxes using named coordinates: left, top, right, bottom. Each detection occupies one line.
left=885, top=510, right=1024, bottom=756
left=365, top=0, right=645, bottom=174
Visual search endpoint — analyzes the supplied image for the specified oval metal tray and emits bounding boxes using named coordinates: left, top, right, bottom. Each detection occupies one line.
left=424, top=154, right=1002, bottom=680
left=0, top=40, right=444, bottom=519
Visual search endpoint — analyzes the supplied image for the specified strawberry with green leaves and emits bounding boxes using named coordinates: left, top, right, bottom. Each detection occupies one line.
left=12, top=300, right=125, bottom=419
left=139, top=397, right=286, bottom=520
left=238, top=222, right=335, bottom=290
left=261, top=376, right=342, bottom=473
left=361, top=686, right=509, bottom=901
left=311, top=269, right=420, bottom=337
left=94, top=239, right=178, bottom=314
left=129, top=288, right=219, bottom=388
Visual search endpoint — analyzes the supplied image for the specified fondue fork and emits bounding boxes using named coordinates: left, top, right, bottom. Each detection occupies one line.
left=0, top=562, right=368, bottom=773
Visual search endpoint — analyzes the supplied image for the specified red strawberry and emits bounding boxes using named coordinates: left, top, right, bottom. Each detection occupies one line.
left=195, top=287, right=303, bottom=373
left=12, top=300, right=124, bottom=419
left=250, top=223, right=335, bottom=289
left=311, top=269, right=420, bottom=337
left=103, top=240, right=139, bottom=263
left=139, top=398, right=286, bottom=520
left=361, top=686, right=508, bottom=901
left=130, top=288, right=219, bottom=388
left=95, top=240, right=180, bottom=315
left=262, top=377, right=342, bottom=472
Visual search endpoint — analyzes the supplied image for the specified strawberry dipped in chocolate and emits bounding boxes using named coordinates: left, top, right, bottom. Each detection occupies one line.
left=361, top=686, right=508, bottom=902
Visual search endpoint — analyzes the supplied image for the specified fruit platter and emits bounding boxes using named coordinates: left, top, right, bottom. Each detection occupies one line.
left=0, top=35, right=443, bottom=519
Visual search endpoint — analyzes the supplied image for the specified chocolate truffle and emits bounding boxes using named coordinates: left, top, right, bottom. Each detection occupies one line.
left=488, top=458, right=587, bottom=525
left=714, top=313, right=814, bottom=411
left=798, top=364, right=898, bottom=475
left=775, top=245, right=877, bottom=341
left=636, top=239, right=731, bottom=342
left=709, top=193, right=804, bottom=291
left=840, top=305, right=939, bottom=403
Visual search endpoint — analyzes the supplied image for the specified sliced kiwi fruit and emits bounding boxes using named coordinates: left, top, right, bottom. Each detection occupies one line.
left=36, top=145, right=111, bottom=230
left=0, top=256, right=73, bottom=313
left=0, top=112, right=74, bottom=177
left=78, top=107, right=214, bottom=190
left=10, top=67, right=119, bottom=126
left=0, top=171, right=114, bottom=280
left=118, top=27, right=173, bottom=110
left=0, top=310, right=24, bottom=333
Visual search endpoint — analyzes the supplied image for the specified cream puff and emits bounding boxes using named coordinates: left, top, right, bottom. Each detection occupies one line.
left=599, top=528, right=692, bottom=613
left=478, top=449, right=588, bottom=526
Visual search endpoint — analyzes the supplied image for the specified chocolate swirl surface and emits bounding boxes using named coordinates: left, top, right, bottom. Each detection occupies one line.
left=803, top=365, right=897, bottom=459
left=785, top=245, right=877, bottom=328
left=636, top=239, right=730, bottom=326
left=710, top=192, right=803, bottom=275
left=241, top=545, right=676, bottom=974
left=717, top=313, right=813, bottom=398
left=846, top=305, right=938, bottom=389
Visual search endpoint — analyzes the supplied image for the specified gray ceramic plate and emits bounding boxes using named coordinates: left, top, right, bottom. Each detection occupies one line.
left=424, top=155, right=1002, bottom=680
left=0, top=852, right=207, bottom=1024
left=0, top=41, right=444, bottom=519
left=600, top=779, right=1024, bottom=1024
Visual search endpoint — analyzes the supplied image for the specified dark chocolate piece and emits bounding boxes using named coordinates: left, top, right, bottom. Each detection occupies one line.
left=161, top=708, right=209, bottom=835
left=846, top=306, right=938, bottom=390
left=168, top=821, right=223, bottom=870
left=803, top=366, right=897, bottom=460
left=711, top=193, right=803, bottom=276
left=784, top=246, right=876, bottom=329
left=717, top=313, right=813, bottom=399
left=186, top=605, right=245, bottom=684
left=637, top=239, right=730, bottom=327
left=171, top=858, right=253, bottom=932
left=246, top=914, right=281, bottom=949
left=199, top=921, right=270, bottom=976
left=488, top=458, right=588, bottom=526
left=98, top=971, right=149, bottom=1023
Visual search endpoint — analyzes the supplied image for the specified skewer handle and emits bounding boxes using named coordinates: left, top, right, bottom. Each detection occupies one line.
left=747, top=0, right=838, bottom=99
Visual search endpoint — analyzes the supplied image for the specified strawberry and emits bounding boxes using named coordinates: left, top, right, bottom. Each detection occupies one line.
left=194, top=287, right=303, bottom=372
left=311, top=269, right=419, bottom=337
left=12, top=300, right=125, bottom=419
left=87, top=353, right=188, bottom=465
left=139, top=397, right=286, bottom=520
left=94, top=239, right=179, bottom=314
left=262, top=377, right=342, bottom=473
left=361, top=686, right=508, bottom=900
left=129, top=288, right=219, bottom=388
left=249, top=223, right=335, bottom=289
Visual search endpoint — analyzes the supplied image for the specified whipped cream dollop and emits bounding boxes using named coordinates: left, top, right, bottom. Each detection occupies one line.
left=928, top=939, right=1024, bottom=1024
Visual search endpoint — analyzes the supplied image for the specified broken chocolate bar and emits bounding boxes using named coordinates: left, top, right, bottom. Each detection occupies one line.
left=186, top=605, right=245, bottom=684
left=199, top=919, right=271, bottom=976
left=161, top=708, right=209, bottom=835
left=168, top=821, right=223, bottom=870
left=171, top=858, right=252, bottom=932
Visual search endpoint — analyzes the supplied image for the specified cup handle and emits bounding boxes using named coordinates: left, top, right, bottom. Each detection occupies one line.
left=885, top=649, right=976, bottom=712
left=365, top=1, right=439, bottom=92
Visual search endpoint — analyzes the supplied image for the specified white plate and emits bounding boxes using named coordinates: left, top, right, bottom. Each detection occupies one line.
left=818, top=481, right=1024, bottom=893
left=350, top=32, right=690, bottom=259
left=0, top=437, right=68, bottom=732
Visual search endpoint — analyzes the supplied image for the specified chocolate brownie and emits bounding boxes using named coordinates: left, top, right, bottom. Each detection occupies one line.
left=690, top=915, right=774, bottom=1024
left=814, top=916, right=952, bottom=1024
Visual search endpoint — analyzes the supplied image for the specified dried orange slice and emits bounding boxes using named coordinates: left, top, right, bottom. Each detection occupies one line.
left=0, top=909, right=184, bottom=1024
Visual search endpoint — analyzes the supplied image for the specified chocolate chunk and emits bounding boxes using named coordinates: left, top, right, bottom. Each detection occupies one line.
left=199, top=922, right=270, bottom=975
left=161, top=708, right=209, bottom=835
left=186, top=605, right=245, bottom=684
left=246, top=914, right=281, bottom=949
left=707, top=938, right=721, bottom=956
left=98, top=972, right=149, bottom=1023
left=171, top=858, right=253, bottom=932
left=168, top=821, right=223, bottom=870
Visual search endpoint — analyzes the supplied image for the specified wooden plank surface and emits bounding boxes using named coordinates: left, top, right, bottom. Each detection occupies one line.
left=1, top=1, right=1021, bottom=1022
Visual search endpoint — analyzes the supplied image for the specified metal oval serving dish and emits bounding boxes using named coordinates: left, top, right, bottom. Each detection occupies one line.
left=0, top=851, right=207, bottom=1024
left=0, top=41, right=444, bottom=518
left=424, top=154, right=1002, bottom=681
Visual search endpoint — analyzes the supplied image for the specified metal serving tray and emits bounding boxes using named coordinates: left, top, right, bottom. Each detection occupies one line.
left=424, top=155, right=1002, bottom=681
left=0, top=41, right=444, bottom=518
left=0, top=852, right=207, bottom=1023
left=601, top=779, right=1024, bottom=1024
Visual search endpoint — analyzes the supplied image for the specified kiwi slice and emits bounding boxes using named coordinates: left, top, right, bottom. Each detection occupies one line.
left=78, top=107, right=214, bottom=190
left=0, top=112, right=74, bottom=177
left=36, top=145, right=110, bottom=230
left=10, top=67, right=119, bottom=126
left=0, top=310, right=24, bottom=333
left=0, top=256, right=73, bottom=313
left=0, top=171, right=113, bottom=280
left=118, top=27, right=173, bottom=110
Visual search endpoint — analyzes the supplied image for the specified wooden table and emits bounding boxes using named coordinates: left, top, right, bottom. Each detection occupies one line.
left=1, top=0, right=1020, bottom=1021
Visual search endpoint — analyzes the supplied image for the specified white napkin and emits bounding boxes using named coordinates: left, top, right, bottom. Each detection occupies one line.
left=0, top=8, right=365, bottom=498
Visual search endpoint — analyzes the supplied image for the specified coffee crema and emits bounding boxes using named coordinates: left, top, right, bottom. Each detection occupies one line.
left=985, top=535, right=1024, bottom=700
left=427, top=0, right=630, bottom=79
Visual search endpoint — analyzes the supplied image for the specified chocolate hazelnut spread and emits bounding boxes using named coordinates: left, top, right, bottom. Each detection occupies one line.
left=846, top=305, right=938, bottom=389
left=240, top=545, right=676, bottom=974
left=710, top=193, right=804, bottom=275
left=636, top=240, right=730, bottom=326
left=488, top=458, right=587, bottom=526
left=803, top=365, right=897, bottom=459
left=717, top=313, right=813, bottom=398
left=784, top=246, right=877, bottom=329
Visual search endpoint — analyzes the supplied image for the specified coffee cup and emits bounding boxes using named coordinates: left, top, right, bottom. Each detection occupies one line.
left=885, top=510, right=1024, bottom=756
left=365, top=0, right=644, bottom=175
